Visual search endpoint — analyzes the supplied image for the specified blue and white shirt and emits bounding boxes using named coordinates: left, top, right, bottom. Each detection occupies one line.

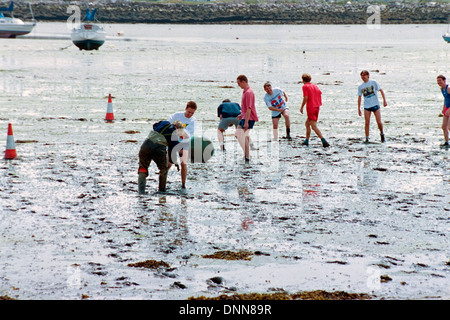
left=264, top=88, right=287, bottom=117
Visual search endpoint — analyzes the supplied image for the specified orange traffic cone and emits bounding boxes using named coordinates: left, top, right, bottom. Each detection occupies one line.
left=105, top=94, right=114, bottom=122
left=5, top=123, right=17, bottom=159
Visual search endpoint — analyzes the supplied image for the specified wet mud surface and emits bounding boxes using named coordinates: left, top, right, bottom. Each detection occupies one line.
left=1, top=119, right=449, bottom=300
left=0, top=23, right=449, bottom=300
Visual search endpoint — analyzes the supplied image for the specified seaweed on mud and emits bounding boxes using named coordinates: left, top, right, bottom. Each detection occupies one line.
left=201, top=250, right=254, bottom=261
left=189, top=290, right=373, bottom=300
left=127, top=259, right=171, bottom=269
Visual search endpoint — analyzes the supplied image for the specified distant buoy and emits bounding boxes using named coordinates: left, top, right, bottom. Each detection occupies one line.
left=189, top=136, right=214, bottom=163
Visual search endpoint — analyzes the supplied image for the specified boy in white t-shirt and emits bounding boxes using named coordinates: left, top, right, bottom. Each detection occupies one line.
left=167, top=101, right=197, bottom=189
left=357, top=70, right=387, bottom=143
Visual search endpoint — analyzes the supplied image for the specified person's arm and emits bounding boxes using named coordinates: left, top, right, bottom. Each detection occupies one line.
left=283, top=91, right=288, bottom=103
left=357, top=95, right=362, bottom=116
left=243, top=108, right=251, bottom=129
left=300, top=96, right=308, bottom=114
left=175, top=128, right=189, bottom=140
left=183, top=121, right=195, bottom=140
left=268, top=106, right=283, bottom=112
left=379, top=89, right=387, bottom=107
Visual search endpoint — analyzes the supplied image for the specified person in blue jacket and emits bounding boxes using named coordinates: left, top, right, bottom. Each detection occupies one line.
left=217, top=99, right=241, bottom=151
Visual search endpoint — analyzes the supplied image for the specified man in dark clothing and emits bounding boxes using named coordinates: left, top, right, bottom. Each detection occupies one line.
left=138, top=120, right=185, bottom=194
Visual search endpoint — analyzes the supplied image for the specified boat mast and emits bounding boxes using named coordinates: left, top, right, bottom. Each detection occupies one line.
left=28, top=1, right=35, bottom=24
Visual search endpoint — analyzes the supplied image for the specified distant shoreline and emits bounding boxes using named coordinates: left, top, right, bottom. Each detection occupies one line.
left=11, top=1, right=450, bottom=24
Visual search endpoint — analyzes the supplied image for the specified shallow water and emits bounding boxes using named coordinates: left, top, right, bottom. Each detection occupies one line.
left=0, top=23, right=449, bottom=300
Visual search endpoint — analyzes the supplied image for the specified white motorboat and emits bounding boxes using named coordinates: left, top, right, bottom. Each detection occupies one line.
left=71, top=8, right=106, bottom=50
left=0, top=2, right=35, bottom=38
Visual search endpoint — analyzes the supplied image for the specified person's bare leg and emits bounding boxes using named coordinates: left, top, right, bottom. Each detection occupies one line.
left=244, top=130, right=250, bottom=160
left=374, top=109, right=383, bottom=133
left=305, top=119, right=312, bottom=140
left=218, top=128, right=225, bottom=150
left=364, top=109, right=372, bottom=141
left=180, top=150, right=188, bottom=188
left=235, top=127, right=245, bottom=151
left=272, top=117, right=279, bottom=141
left=442, top=116, right=450, bottom=143
left=282, top=110, right=291, bottom=139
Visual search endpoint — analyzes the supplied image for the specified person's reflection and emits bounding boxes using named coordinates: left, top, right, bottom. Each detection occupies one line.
left=237, top=185, right=255, bottom=231
left=137, top=194, right=189, bottom=253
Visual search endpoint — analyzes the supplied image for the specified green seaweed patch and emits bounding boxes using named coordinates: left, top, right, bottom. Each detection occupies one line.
left=127, top=260, right=171, bottom=269
left=201, top=250, right=253, bottom=261
left=189, top=290, right=373, bottom=300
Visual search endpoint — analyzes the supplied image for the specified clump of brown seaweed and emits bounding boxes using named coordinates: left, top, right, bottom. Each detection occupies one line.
left=127, top=260, right=171, bottom=269
left=189, top=290, right=373, bottom=300
left=201, top=250, right=254, bottom=261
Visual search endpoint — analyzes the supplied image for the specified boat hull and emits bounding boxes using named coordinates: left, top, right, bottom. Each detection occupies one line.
left=443, top=34, right=450, bottom=43
left=71, top=24, right=106, bottom=51
left=0, top=22, right=35, bottom=38
left=72, top=39, right=104, bottom=51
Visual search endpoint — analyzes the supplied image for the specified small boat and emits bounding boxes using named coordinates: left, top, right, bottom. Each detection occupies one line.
left=0, top=2, right=35, bottom=38
left=443, top=33, right=450, bottom=43
left=444, top=21, right=450, bottom=43
left=71, top=7, right=106, bottom=51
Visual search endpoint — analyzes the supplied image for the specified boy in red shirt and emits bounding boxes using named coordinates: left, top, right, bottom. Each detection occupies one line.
left=300, top=73, right=330, bottom=148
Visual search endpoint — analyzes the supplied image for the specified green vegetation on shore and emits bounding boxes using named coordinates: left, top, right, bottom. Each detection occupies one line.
left=10, top=0, right=450, bottom=24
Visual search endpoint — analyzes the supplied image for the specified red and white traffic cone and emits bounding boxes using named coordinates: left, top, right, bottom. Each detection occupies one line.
left=5, top=123, right=17, bottom=159
left=105, top=94, right=115, bottom=122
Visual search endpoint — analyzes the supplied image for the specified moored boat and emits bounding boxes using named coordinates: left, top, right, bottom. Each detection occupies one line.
left=0, top=1, right=35, bottom=38
left=71, top=8, right=106, bottom=51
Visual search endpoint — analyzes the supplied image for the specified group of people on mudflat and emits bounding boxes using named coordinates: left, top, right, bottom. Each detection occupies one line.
left=137, top=71, right=450, bottom=194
